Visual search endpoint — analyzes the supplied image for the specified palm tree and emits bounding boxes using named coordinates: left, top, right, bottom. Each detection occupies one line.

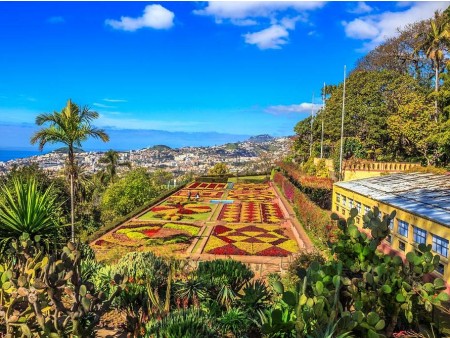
left=98, top=149, right=131, bottom=184
left=30, top=99, right=109, bottom=242
left=415, top=10, right=450, bottom=121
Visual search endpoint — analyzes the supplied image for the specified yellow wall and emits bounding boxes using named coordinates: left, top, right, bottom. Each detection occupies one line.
left=343, top=170, right=384, bottom=181
left=332, top=185, right=450, bottom=286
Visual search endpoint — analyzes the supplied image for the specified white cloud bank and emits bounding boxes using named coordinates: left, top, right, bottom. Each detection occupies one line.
left=343, top=1, right=450, bottom=50
left=106, top=4, right=174, bottom=31
left=194, top=1, right=325, bottom=50
left=265, top=103, right=321, bottom=115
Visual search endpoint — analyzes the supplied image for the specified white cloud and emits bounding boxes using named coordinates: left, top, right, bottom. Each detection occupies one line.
left=194, top=2, right=324, bottom=22
left=348, top=2, right=373, bottom=15
left=244, top=24, right=289, bottom=49
left=194, top=1, right=325, bottom=50
left=265, top=103, right=321, bottom=115
left=343, top=2, right=450, bottom=50
left=47, top=16, right=65, bottom=24
left=93, top=103, right=114, bottom=108
left=103, top=98, right=127, bottom=103
left=105, top=4, right=174, bottom=32
left=343, top=18, right=379, bottom=39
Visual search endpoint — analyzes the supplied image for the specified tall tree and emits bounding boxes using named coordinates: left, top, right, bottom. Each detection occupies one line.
left=30, top=99, right=109, bottom=242
left=99, top=149, right=131, bottom=184
left=415, top=10, right=450, bottom=121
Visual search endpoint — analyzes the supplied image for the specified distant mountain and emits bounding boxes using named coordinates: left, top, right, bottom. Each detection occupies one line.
left=52, top=147, right=84, bottom=154
left=149, top=145, right=172, bottom=151
left=248, top=134, right=274, bottom=143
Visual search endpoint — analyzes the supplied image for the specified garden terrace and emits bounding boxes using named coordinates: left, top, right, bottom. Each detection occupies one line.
left=91, top=179, right=305, bottom=265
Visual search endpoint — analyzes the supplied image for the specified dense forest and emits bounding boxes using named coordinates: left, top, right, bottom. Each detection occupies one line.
left=294, top=9, right=450, bottom=168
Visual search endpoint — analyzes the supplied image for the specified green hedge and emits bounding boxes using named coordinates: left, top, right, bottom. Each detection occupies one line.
left=195, top=176, right=230, bottom=183
left=86, top=183, right=187, bottom=243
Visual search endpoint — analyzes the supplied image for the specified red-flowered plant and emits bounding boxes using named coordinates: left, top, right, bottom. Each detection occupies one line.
left=276, top=162, right=332, bottom=209
left=274, top=172, right=335, bottom=247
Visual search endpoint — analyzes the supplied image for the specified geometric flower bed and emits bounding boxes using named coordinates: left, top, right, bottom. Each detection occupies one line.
left=203, top=223, right=298, bottom=256
left=228, top=183, right=275, bottom=202
left=218, top=202, right=284, bottom=224
left=186, top=182, right=227, bottom=190
left=91, top=221, right=201, bottom=249
left=170, top=188, right=224, bottom=200
left=139, top=201, right=213, bottom=221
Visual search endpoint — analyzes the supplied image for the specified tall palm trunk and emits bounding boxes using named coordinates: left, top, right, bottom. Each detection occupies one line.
left=435, top=61, right=439, bottom=122
left=68, top=146, right=75, bottom=242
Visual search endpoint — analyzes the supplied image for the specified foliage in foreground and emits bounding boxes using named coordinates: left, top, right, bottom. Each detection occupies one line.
left=0, top=178, right=63, bottom=252
left=263, top=208, right=449, bottom=338
left=0, top=237, right=125, bottom=337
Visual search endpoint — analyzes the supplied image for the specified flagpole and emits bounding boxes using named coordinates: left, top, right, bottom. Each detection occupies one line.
left=339, top=66, right=346, bottom=180
left=309, top=92, right=315, bottom=158
left=320, top=82, right=325, bottom=159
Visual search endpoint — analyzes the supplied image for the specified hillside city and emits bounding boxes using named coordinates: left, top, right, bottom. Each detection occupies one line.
left=0, top=135, right=292, bottom=178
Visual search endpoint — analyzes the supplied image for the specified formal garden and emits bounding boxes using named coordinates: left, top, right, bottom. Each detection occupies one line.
left=90, top=180, right=302, bottom=262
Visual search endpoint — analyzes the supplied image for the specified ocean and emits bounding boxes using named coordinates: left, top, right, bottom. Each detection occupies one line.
left=0, top=150, right=45, bottom=162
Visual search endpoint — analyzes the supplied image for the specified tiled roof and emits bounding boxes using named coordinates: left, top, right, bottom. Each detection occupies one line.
left=335, top=173, right=450, bottom=227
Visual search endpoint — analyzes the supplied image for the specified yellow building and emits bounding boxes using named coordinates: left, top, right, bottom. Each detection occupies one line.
left=332, top=173, right=450, bottom=287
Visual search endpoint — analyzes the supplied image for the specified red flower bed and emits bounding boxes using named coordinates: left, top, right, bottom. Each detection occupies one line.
left=209, top=244, right=248, bottom=255
left=178, top=209, right=195, bottom=214
left=199, top=183, right=208, bottom=188
left=188, top=182, right=200, bottom=189
left=209, top=183, right=217, bottom=189
left=258, top=246, right=291, bottom=257
left=214, top=225, right=231, bottom=235
left=141, top=229, right=159, bottom=237
left=152, top=205, right=174, bottom=212
left=95, top=239, right=107, bottom=246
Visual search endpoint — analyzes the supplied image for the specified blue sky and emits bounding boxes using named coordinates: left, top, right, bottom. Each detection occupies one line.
left=0, top=1, right=448, bottom=151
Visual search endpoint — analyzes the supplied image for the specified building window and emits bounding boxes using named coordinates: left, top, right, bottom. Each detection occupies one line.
left=386, top=235, right=392, bottom=243
left=349, top=199, right=354, bottom=209
left=342, top=196, right=346, bottom=207
left=398, top=241, right=406, bottom=251
left=436, top=263, right=445, bottom=275
left=364, top=205, right=370, bottom=215
left=397, top=220, right=409, bottom=238
left=413, top=227, right=427, bottom=245
left=335, top=205, right=339, bottom=212
left=389, top=218, right=394, bottom=230
left=342, top=209, right=346, bottom=215
left=432, top=235, right=449, bottom=258
left=336, top=194, right=340, bottom=203
left=356, top=202, right=361, bottom=214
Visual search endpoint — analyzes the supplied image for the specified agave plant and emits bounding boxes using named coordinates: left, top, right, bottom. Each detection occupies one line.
left=239, top=280, right=271, bottom=319
left=217, top=307, right=251, bottom=338
left=0, top=177, right=63, bottom=251
left=174, top=275, right=207, bottom=308
left=145, top=309, right=216, bottom=338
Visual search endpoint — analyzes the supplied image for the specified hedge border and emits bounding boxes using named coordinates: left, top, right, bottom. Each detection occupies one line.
left=273, top=172, right=333, bottom=251
left=276, top=163, right=332, bottom=210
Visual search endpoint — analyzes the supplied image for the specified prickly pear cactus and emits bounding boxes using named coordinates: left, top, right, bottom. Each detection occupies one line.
left=264, top=208, right=449, bottom=337
left=0, top=234, right=126, bottom=337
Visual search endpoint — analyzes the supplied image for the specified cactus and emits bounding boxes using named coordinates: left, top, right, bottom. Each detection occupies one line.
left=264, top=208, right=449, bottom=337
left=0, top=234, right=126, bottom=337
